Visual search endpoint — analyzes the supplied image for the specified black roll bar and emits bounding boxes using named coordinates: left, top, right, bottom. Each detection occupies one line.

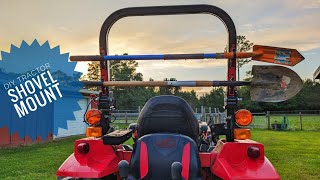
left=98, top=4, right=237, bottom=141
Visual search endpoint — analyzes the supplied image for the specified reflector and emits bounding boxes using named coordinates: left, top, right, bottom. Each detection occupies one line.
left=247, top=146, right=260, bottom=159
left=77, top=142, right=90, bottom=154
left=234, top=128, right=251, bottom=140
left=86, top=126, right=102, bottom=138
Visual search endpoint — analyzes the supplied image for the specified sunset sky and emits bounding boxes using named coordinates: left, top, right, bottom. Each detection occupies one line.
left=0, top=0, right=319, bottom=94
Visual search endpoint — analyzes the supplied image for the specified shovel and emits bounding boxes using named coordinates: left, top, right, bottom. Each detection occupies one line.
left=81, top=65, right=303, bottom=103
left=71, top=45, right=304, bottom=66
left=250, top=65, right=303, bottom=102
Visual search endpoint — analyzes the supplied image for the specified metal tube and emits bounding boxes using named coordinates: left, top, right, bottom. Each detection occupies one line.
left=69, top=52, right=258, bottom=62
left=81, top=80, right=250, bottom=87
left=70, top=53, right=220, bottom=61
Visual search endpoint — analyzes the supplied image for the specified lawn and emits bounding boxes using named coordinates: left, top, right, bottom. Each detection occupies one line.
left=251, top=115, right=320, bottom=131
left=0, top=130, right=319, bottom=179
left=0, top=136, right=80, bottom=180
left=251, top=130, right=320, bottom=180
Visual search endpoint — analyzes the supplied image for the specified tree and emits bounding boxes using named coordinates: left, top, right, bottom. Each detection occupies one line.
left=176, top=90, right=199, bottom=109
left=159, top=78, right=181, bottom=95
left=146, top=77, right=157, bottom=97
left=82, top=54, right=154, bottom=110
left=80, top=61, right=100, bottom=81
left=109, top=59, right=152, bottom=110
left=199, top=88, right=225, bottom=112
left=237, top=78, right=320, bottom=112
left=80, top=61, right=100, bottom=90
left=225, top=35, right=253, bottom=81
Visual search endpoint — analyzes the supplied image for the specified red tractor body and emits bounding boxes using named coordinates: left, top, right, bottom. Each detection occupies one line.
left=57, top=4, right=304, bottom=180
left=57, top=138, right=280, bottom=179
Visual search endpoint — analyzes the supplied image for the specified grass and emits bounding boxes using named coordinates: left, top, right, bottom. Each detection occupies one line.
left=0, top=136, right=81, bottom=180
left=251, top=115, right=320, bottom=131
left=251, top=130, right=320, bottom=180
left=0, top=130, right=319, bottom=179
left=120, top=115, right=320, bottom=131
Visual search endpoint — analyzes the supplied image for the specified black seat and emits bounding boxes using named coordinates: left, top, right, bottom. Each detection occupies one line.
left=128, top=133, right=202, bottom=180
left=138, top=95, right=199, bottom=142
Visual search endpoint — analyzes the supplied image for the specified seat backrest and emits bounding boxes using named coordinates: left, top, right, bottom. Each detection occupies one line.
left=128, top=133, right=202, bottom=180
left=138, top=95, right=199, bottom=142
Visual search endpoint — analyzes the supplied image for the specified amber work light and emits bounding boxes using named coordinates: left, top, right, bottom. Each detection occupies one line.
left=235, top=109, right=253, bottom=126
left=85, top=109, right=101, bottom=125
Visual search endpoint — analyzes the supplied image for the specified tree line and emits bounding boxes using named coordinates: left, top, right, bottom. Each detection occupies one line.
left=81, top=36, right=320, bottom=112
left=81, top=59, right=225, bottom=111
left=238, top=78, right=320, bottom=112
left=81, top=58, right=320, bottom=112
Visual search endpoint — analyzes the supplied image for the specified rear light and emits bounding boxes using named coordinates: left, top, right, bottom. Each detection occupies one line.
left=134, top=131, right=138, bottom=139
left=247, top=146, right=260, bottom=159
left=234, top=128, right=251, bottom=140
left=86, top=126, right=102, bottom=137
left=77, top=142, right=90, bottom=154
left=85, top=109, right=101, bottom=125
left=128, top=123, right=138, bottom=139
left=235, top=109, right=253, bottom=126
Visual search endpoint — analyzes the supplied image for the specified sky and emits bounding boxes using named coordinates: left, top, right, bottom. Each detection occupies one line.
left=0, top=0, right=319, bottom=95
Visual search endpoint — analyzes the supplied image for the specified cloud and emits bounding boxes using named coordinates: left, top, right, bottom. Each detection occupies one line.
left=246, top=26, right=320, bottom=51
left=289, top=0, right=320, bottom=9
left=1, top=0, right=319, bottom=91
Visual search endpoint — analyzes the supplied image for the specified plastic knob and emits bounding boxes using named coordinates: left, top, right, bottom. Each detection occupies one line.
left=118, top=160, right=129, bottom=179
left=171, top=161, right=183, bottom=180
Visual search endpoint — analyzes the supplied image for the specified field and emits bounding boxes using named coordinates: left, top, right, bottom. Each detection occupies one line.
left=251, top=130, right=320, bottom=179
left=251, top=115, right=320, bottom=131
left=0, top=136, right=79, bottom=180
left=0, top=130, right=319, bottom=179
left=117, top=115, right=320, bottom=131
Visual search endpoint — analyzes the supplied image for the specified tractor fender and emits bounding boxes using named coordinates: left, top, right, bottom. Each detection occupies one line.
left=211, top=140, right=280, bottom=180
left=56, top=138, right=120, bottom=178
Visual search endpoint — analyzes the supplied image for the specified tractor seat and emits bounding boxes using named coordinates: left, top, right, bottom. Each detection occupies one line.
left=138, top=95, right=199, bottom=142
left=128, top=133, right=202, bottom=180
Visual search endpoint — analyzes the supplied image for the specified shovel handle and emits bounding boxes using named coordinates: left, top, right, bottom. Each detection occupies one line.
left=81, top=80, right=250, bottom=87
left=70, top=52, right=262, bottom=62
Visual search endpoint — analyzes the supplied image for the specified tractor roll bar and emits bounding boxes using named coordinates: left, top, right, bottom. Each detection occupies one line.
left=99, top=5, right=237, bottom=55
left=99, top=5, right=237, bottom=82
left=98, top=4, right=237, bottom=141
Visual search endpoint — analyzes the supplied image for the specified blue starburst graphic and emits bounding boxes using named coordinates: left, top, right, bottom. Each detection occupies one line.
left=0, top=39, right=84, bottom=141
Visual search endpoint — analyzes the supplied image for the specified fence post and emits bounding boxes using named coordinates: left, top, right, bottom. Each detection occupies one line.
left=299, top=112, right=303, bottom=130
left=214, top=108, right=218, bottom=124
left=138, top=106, right=141, bottom=113
left=208, top=107, right=212, bottom=123
left=266, top=111, right=271, bottom=130
left=125, top=111, right=128, bottom=125
left=201, top=106, right=205, bottom=121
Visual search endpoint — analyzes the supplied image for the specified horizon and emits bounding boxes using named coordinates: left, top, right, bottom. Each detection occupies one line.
left=1, top=0, right=319, bottom=95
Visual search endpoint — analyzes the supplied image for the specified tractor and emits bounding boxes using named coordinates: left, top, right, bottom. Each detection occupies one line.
left=56, top=4, right=304, bottom=180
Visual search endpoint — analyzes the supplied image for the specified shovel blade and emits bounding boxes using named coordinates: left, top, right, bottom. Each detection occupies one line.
left=250, top=65, right=303, bottom=102
left=252, top=45, right=305, bottom=66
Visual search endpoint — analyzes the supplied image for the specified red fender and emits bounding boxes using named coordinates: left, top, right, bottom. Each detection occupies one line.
left=57, top=138, right=280, bottom=179
left=211, top=140, right=280, bottom=180
left=56, top=138, right=120, bottom=178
